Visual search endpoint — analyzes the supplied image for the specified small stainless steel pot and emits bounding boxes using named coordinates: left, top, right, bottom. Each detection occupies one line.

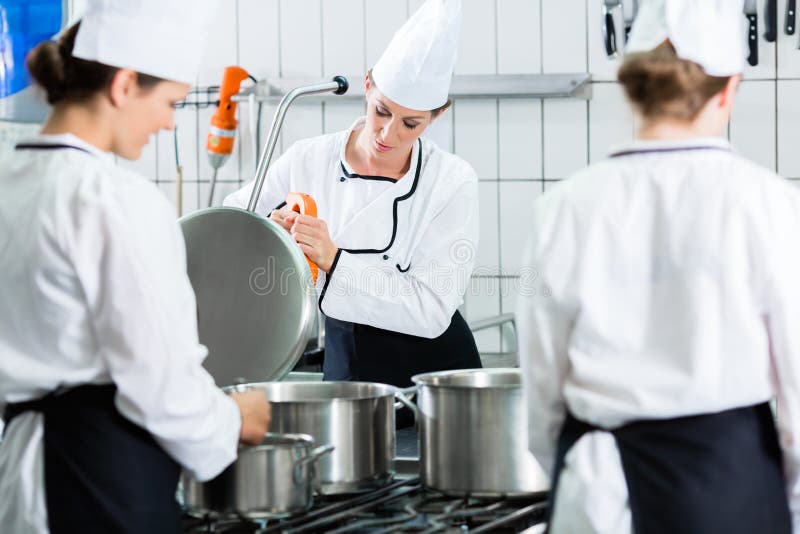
left=182, top=433, right=333, bottom=518
left=409, top=368, right=549, bottom=497
left=229, top=381, right=416, bottom=494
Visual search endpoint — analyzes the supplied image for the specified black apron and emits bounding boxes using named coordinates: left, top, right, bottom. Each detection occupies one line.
left=324, top=311, right=481, bottom=427
left=2, top=384, right=181, bottom=534
left=548, top=403, right=791, bottom=534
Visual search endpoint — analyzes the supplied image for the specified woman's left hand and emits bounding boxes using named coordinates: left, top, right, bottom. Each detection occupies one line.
left=290, top=214, right=339, bottom=273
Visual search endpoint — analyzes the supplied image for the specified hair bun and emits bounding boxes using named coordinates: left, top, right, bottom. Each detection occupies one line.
left=26, top=40, right=67, bottom=105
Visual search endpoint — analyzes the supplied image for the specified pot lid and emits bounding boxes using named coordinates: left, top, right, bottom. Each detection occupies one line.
left=180, top=207, right=316, bottom=386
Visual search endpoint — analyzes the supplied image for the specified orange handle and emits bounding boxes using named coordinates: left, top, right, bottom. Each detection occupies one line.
left=285, top=192, right=319, bottom=284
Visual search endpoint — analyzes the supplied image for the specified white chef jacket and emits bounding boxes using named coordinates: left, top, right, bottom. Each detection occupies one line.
left=517, top=137, right=800, bottom=533
left=224, top=117, right=479, bottom=339
left=0, top=134, right=241, bottom=533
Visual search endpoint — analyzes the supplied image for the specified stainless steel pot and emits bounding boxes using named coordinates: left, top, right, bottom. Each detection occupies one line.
left=410, top=368, right=549, bottom=497
left=182, top=433, right=333, bottom=518
left=230, top=381, right=415, bottom=494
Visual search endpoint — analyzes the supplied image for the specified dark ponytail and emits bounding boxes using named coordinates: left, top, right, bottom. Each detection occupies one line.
left=26, top=22, right=163, bottom=105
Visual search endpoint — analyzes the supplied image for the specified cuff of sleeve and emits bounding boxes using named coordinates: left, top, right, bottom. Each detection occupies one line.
left=188, top=394, right=241, bottom=482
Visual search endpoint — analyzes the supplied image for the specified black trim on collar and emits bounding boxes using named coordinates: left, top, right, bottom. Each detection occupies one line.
left=15, top=143, right=93, bottom=155
left=339, top=138, right=423, bottom=256
left=609, top=146, right=730, bottom=158
left=339, top=162, right=397, bottom=182
left=318, top=248, right=343, bottom=313
left=396, top=262, right=411, bottom=273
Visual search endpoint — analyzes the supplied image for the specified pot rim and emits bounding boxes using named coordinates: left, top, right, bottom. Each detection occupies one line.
left=225, top=381, right=400, bottom=402
left=411, top=368, right=522, bottom=390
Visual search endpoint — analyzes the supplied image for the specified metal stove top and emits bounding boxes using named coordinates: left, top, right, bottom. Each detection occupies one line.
left=182, top=477, right=547, bottom=533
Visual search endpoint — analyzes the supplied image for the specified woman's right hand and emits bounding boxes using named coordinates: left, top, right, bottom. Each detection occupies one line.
left=270, top=207, right=297, bottom=233
left=230, top=390, right=272, bottom=445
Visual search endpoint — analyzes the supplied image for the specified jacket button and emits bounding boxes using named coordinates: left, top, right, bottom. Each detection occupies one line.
left=340, top=177, right=346, bottom=182
left=383, top=254, right=389, bottom=260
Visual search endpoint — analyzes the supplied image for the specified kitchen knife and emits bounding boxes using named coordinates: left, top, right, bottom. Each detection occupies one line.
left=787, top=0, right=796, bottom=35
left=744, top=0, right=758, bottom=66
left=602, top=0, right=623, bottom=59
left=764, top=0, right=777, bottom=41
left=624, top=0, right=638, bottom=43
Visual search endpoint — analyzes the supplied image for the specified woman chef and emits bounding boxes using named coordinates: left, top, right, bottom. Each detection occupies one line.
left=226, top=0, right=481, bottom=388
left=0, top=1, right=270, bottom=532
left=518, top=1, right=798, bottom=532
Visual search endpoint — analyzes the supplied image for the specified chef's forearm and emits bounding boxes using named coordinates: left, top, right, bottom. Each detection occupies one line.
left=319, top=251, right=462, bottom=338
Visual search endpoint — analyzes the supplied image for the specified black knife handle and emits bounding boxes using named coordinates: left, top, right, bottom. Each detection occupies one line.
left=787, top=0, right=796, bottom=35
left=747, top=13, right=758, bottom=66
left=764, top=0, right=777, bottom=41
left=603, top=12, right=618, bottom=58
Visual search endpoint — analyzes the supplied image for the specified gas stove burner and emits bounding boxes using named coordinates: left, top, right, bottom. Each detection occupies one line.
left=182, top=478, right=547, bottom=533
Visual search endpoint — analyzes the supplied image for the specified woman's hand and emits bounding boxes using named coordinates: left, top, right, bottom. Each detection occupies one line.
left=290, top=214, right=338, bottom=272
left=269, top=207, right=297, bottom=232
left=231, top=390, right=271, bottom=446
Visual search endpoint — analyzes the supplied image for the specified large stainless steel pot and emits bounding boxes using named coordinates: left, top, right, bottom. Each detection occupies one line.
left=230, top=381, right=414, bottom=494
left=411, top=368, right=549, bottom=497
left=182, top=433, right=333, bottom=518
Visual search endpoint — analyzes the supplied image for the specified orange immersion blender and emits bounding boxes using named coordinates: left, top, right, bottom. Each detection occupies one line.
left=206, top=66, right=250, bottom=206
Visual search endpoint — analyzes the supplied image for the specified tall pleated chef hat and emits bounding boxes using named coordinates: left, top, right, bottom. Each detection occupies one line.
left=72, top=0, right=220, bottom=84
left=371, top=0, right=462, bottom=111
left=626, top=0, right=745, bottom=76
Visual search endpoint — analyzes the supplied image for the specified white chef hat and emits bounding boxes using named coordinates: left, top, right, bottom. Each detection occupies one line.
left=72, top=0, right=220, bottom=84
left=626, top=0, right=745, bottom=76
left=371, top=0, right=461, bottom=111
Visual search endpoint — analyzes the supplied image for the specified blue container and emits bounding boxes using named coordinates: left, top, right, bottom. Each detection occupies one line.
left=1, top=0, right=63, bottom=97
left=0, top=0, right=63, bottom=122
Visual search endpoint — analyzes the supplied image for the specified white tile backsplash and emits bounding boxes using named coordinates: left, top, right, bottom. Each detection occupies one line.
left=730, top=80, right=777, bottom=171
left=476, top=182, right=500, bottom=274
left=280, top=0, right=323, bottom=77
left=589, top=82, right=634, bottom=163
left=238, top=0, right=281, bottom=80
left=280, top=103, right=325, bottom=153
left=499, top=182, right=542, bottom=277
left=463, top=276, right=502, bottom=353
left=454, top=100, right=498, bottom=180
left=498, top=99, right=542, bottom=180
left=455, top=0, right=497, bottom=75
left=322, top=0, right=365, bottom=77
left=778, top=80, right=800, bottom=177
left=196, top=1, right=239, bottom=87
left=365, top=1, right=408, bottom=68
left=497, top=0, right=541, bottom=75
left=542, top=0, right=587, bottom=73
left=323, top=101, right=365, bottom=135
left=543, top=99, right=588, bottom=178
left=117, top=136, right=158, bottom=181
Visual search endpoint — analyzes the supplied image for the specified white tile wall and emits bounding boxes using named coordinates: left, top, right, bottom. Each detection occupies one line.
left=730, top=80, right=777, bottom=171
left=95, top=0, right=800, bottom=355
left=588, top=82, right=634, bottom=162
left=498, top=99, right=542, bottom=180
left=497, top=0, right=541, bottom=75
left=453, top=100, right=498, bottom=180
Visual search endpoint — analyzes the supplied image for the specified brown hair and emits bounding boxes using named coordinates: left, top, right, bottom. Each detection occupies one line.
left=26, top=22, right=163, bottom=105
left=617, top=40, right=730, bottom=121
left=367, top=69, right=452, bottom=117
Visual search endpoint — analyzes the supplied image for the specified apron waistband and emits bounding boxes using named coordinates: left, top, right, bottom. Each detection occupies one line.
left=2, top=384, right=115, bottom=427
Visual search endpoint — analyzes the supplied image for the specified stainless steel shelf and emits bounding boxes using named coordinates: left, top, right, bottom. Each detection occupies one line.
left=233, top=73, right=592, bottom=103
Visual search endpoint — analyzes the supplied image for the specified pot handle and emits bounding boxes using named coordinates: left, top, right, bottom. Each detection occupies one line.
left=293, top=444, right=335, bottom=484
left=394, top=385, right=420, bottom=423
